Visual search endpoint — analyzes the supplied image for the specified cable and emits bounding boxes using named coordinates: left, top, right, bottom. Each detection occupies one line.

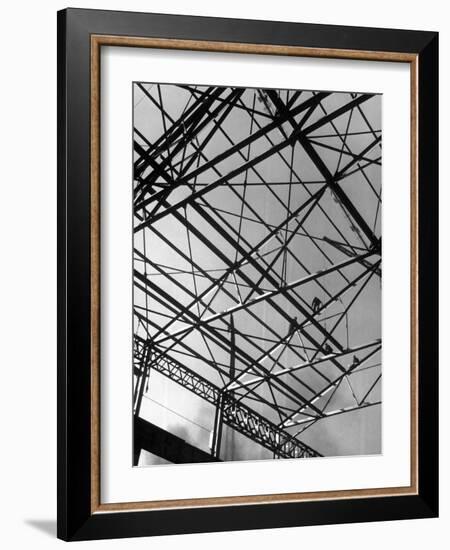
left=142, top=395, right=211, bottom=433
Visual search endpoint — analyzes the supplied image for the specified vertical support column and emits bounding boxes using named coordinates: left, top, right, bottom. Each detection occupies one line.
left=229, top=314, right=235, bottom=399
left=133, top=439, right=142, bottom=466
left=211, top=392, right=224, bottom=459
left=134, top=347, right=151, bottom=417
left=211, top=314, right=236, bottom=459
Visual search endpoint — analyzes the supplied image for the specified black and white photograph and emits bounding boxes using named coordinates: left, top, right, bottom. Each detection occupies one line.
left=0, top=0, right=443, bottom=546
left=132, top=83, right=382, bottom=466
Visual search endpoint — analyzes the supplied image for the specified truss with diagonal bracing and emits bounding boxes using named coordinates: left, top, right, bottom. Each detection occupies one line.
left=132, top=83, right=382, bottom=465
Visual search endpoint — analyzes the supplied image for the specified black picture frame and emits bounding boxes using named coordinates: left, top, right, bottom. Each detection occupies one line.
left=57, top=7, right=438, bottom=541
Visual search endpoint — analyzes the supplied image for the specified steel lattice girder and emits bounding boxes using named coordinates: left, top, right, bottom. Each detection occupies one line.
left=134, top=335, right=321, bottom=458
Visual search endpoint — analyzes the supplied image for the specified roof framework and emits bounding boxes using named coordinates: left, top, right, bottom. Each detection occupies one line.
left=132, top=83, right=382, bottom=462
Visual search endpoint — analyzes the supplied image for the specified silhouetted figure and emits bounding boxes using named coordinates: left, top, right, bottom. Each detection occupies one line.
left=312, top=297, right=322, bottom=313
left=322, top=343, right=332, bottom=355
left=289, top=316, right=298, bottom=334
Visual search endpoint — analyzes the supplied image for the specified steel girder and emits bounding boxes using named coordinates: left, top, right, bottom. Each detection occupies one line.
left=133, top=83, right=382, bottom=461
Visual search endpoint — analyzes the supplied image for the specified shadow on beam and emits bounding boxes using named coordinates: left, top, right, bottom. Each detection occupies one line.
left=134, top=415, right=221, bottom=465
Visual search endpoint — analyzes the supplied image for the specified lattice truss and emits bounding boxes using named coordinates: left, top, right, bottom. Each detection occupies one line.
left=133, top=83, right=382, bottom=461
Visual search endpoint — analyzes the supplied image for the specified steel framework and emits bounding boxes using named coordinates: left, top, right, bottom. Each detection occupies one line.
left=132, top=83, right=382, bottom=463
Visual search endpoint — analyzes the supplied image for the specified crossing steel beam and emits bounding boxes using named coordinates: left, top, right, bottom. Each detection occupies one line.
left=132, top=83, right=382, bottom=462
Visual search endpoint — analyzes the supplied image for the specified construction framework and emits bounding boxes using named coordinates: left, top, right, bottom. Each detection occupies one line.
left=132, top=83, right=382, bottom=464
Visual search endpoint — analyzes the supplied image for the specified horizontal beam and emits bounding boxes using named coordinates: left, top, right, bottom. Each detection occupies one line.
left=134, top=415, right=220, bottom=465
left=284, top=401, right=382, bottom=427
left=229, top=338, right=381, bottom=389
